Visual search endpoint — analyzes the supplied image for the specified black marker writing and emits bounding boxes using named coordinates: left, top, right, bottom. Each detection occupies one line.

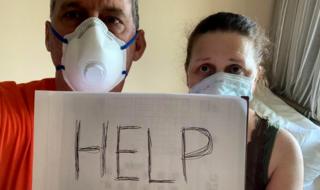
left=148, top=129, right=175, bottom=183
left=182, top=127, right=213, bottom=182
left=75, top=120, right=108, bottom=180
left=116, top=126, right=141, bottom=181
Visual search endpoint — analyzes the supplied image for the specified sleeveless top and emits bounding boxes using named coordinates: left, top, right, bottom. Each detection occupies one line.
left=246, top=117, right=279, bottom=190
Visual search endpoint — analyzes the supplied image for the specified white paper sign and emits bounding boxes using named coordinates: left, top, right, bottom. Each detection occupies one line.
left=33, top=92, right=248, bottom=190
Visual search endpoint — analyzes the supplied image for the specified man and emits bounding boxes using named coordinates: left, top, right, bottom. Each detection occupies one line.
left=0, top=0, right=146, bottom=189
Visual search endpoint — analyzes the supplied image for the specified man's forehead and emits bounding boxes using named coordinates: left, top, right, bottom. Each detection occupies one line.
left=55, top=0, right=132, bottom=14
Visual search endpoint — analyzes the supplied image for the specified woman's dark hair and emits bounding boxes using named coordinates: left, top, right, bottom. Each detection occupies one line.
left=185, top=12, right=270, bottom=72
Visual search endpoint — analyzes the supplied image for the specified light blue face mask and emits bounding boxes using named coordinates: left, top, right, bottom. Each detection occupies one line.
left=189, top=72, right=254, bottom=99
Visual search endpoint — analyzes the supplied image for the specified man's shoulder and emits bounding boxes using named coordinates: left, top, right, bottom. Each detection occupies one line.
left=0, top=78, right=56, bottom=92
left=0, top=78, right=56, bottom=112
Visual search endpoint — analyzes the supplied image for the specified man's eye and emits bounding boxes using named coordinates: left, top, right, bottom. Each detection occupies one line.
left=63, top=11, right=84, bottom=21
left=104, top=16, right=121, bottom=25
left=226, top=64, right=244, bottom=75
left=102, top=16, right=125, bottom=34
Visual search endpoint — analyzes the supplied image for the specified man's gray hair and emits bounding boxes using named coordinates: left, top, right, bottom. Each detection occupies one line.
left=50, top=0, right=140, bottom=29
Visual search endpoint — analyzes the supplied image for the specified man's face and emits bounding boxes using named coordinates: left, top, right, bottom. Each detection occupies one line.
left=45, top=0, right=146, bottom=91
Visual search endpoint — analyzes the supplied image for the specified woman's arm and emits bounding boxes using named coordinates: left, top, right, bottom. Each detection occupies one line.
left=267, top=129, right=304, bottom=190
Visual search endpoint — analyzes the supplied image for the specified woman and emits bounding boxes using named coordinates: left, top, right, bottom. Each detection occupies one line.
left=185, top=12, right=303, bottom=190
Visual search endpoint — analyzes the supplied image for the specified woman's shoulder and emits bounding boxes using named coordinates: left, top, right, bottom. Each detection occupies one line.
left=270, top=127, right=302, bottom=170
left=267, top=126, right=304, bottom=189
left=274, top=128, right=300, bottom=151
left=271, top=128, right=302, bottom=168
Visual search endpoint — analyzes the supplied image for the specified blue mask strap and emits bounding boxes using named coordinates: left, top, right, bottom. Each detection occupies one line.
left=122, top=70, right=128, bottom=77
left=50, top=25, right=69, bottom=44
left=120, top=32, right=138, bottom=76
left=120, top=32, right=138, bottom=50
left=56, top=65, right=65, bottom=71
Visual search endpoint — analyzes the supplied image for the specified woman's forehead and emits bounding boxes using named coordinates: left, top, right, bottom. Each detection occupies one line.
left=192, top=32, right=253, bottom=55
left=190, top=32, right=257, bottom=71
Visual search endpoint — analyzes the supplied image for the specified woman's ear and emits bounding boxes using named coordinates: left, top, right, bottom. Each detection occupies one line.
left=252, top=66, right=269, bottom=93
left=257, top=66, right=269, bottom=86
left=132, top=30, right=146, bottom=61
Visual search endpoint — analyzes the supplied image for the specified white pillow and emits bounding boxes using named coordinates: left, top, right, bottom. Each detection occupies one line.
left=305, top=176, right=320, bottom=190
left=250, top=81, right=320, bottom=187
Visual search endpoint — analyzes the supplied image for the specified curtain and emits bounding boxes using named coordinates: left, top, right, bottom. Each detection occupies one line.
left=267, top=0, right=320, bottom=123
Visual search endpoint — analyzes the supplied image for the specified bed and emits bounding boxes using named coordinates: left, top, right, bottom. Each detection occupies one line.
left=305, top=176, right=320, bottom=190
left=251, top=81, right=320, bottom=189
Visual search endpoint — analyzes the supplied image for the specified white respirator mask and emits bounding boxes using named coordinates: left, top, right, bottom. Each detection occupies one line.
left=189, top=72, right=254, bottom=99
left=50, top=17, right=137, bottom=92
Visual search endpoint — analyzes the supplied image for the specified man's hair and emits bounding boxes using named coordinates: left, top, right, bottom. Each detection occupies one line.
left=50, top=0, right=140, bottom=29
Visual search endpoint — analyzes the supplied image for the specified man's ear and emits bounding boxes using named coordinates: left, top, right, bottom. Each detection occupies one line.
left=132, top=30, right=146, bottom=61
left=185, top=65, right=192, bottom=88
left=186, top=73, right=191, bottom=88
left=45, top=21, right=52, bottom=52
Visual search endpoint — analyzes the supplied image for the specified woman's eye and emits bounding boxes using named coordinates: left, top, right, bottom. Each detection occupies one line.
left=226, top=64, right=244, bottom=75
left=197, top=64, right=215, bottom=78
left=199, top=65, right=211, bottom=73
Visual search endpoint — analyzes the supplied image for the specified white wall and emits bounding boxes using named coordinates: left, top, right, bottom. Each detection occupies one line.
left=0, top=0, right=53, bottom=84
left=0, top=0, right=275, bottom=93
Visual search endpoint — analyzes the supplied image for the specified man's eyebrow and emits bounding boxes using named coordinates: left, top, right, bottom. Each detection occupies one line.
left=101, top=7, right=126, bottom=17
left=57, top=1, right=129, bottom=19
left=60, top=1, right=82, bottom=10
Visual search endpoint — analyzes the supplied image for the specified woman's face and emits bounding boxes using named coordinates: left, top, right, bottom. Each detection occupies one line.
left=187, top=31, right=257, bottom=88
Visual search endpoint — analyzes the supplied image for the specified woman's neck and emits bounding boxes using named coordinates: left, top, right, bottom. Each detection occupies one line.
left=247, top=108, right=257, bottom=143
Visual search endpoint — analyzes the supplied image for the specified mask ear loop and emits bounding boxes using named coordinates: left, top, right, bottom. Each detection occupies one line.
left=120, top=32, right=138, bottom=50
left=50, top=25, right=69, bottom=71
left=50, top=26, right=69, bottom=44
left=120, top=31, right=139, bottom=77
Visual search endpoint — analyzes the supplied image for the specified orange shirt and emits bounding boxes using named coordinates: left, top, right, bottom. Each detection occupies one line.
left=0, top=79, right=56, bottom=190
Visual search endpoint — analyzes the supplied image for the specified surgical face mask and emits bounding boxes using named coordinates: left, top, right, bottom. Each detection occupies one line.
left=189, top=72, right=254, bottom=99
left=50, top=17, right=137, bottom=92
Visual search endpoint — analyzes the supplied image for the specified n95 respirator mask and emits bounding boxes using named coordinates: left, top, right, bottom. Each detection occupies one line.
left=50, top=17, right=137, bottom=92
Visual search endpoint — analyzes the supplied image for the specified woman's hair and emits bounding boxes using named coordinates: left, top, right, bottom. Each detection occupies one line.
left=184, top=12, right=270, bottom=72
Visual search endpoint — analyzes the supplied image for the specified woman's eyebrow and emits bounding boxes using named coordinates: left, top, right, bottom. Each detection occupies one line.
left=229, top=58, right=244, bottom=62
left=195, top=57, right=211, bottom=62
left=229, top=58, right=245, bottom=66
